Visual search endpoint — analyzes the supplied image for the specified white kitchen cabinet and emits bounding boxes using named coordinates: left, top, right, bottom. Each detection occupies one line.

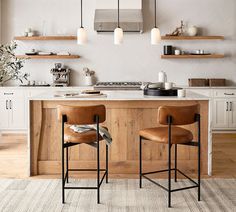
left=10, top=98, right=26, bottom=129
left=0, top=99, right=9, bottom=129
left=212, top=99, right=229, bottom=129
left=0, top=91, right=26, bottom=130
left=229, top=100, right=236, bottom=128
left=212, top=98, right=236, bottom=130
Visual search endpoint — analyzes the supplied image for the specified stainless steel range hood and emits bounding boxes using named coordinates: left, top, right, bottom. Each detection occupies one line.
left=94, top=0, right=143, bottom=33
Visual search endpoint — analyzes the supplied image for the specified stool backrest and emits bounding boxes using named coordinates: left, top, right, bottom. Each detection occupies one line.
left=158, top=104, right=200, bottom=125
left=58, top=105, right=106, bottom=125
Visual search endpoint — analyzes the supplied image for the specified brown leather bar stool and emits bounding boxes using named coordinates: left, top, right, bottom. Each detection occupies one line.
left=58, top=105, right=109, bottom=204
left=139, top=104, right=201, bottom=208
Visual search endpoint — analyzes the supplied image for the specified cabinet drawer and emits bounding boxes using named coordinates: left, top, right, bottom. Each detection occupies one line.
left=187, top=89, right=211, bottom=97
left=0, top=90, right=25, bottom=99
left=213, top=90, right=236, bottom=98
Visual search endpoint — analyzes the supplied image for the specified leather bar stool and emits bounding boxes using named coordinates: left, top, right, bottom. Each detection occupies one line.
left=139, top=104, right=201, bottom=208
left=58, top=105, right=109, bottom=204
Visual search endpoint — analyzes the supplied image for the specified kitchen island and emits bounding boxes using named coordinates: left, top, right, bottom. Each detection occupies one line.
left=29, top=91, right=210, bottom=177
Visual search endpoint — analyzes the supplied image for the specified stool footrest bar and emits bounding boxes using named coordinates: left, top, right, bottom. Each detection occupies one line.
left=64, top=187, right=98, bottom=190
left=143, top=169, right=175, bottom=176
left=99, top=171, right=107, bottom=187
left=142, top=168, right=199, bottom=193
left=68, top=168, right=106, bottom=172
left=143, top=175, right=169, bottom=192
left=63, top=171, right=69, bottom=186
left=177, top=169, right=198, bottom=186
left=171, top=185, right=198, bottom=193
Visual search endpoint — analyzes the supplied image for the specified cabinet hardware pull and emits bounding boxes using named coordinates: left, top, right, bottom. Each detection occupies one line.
left=226, top=102, right=229, bottom=111
left=224, top=93, right=235, bottom=96
left=9, top=100, right=12, bottom=110
left=230, top=102, right=233, bottom=111
left=4, top=93, right=14, bottom=95
left=6, top=100, right=8, bottom=110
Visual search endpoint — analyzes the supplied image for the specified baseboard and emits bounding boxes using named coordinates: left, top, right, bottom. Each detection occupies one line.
left=212, top=130, right=236, bottom=134
left=0, top=131, right=27, bottom=136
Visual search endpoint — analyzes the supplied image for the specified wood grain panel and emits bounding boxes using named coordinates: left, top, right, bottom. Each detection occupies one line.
left=30, top=101, right=43, bottom=176
left=30, top=100, right=209, bottom=176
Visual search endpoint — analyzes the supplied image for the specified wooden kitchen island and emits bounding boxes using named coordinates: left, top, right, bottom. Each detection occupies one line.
left=29, top=91, right=209, bottom=177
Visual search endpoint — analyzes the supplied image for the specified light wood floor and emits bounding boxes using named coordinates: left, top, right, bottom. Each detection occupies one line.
left=0, top=133, right=28, bottom=178
left=0, top=133, right=235, bottom=179
left=212, top=133, right=236, bottom=178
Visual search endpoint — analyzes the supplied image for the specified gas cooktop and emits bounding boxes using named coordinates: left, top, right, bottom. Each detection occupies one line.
left=94, top=82, right=142, bottom=90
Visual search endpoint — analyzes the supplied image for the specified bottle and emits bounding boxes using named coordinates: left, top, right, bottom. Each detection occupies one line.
left=158, top=71, right=167, bottom=83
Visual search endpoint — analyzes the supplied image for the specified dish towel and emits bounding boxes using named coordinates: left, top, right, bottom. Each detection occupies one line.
left=70, top=125, right=112, bottom=146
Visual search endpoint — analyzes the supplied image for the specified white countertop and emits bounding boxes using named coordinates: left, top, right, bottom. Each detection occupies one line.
left=182, top=86, right=236, bottom=89
left=1, top=85, right=236, bottom=90
left=0, top=86, right=93, bottom=90
left=29, top=90, right=210, bottom=101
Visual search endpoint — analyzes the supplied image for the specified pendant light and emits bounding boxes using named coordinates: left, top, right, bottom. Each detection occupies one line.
left=77, top=0, right=87, bottom=45
left=114, top=0, right=123, bottom=45
left=151, top=0, right=161, bottom=45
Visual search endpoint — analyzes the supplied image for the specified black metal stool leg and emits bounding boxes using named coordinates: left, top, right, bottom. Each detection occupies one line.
left=139, top=136, right=142, bottom=189
left=97, top=142, right=100, bottom=204
left=197, top=114, right=201, bottom=201
left=66, top=147, right=69, bottom=183
left=62, top=145, right=65, bottom=204
left=168, top=143, right=171, bottom=208
left=198, top=134, right=201, bottom=201
left=175, top=144, right=177, bottom=182
left=106, top=144, right=109, bottom=183
left=168, top=116, right=172, bottom=208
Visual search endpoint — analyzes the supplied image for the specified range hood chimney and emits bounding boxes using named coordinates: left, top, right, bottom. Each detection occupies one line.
left=94, top=0, right=143, bottom=33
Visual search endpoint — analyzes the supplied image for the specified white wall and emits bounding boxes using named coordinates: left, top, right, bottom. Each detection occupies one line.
left=1, top=0, right=236, bottom=86
left=0, top=0, right=1, bottom=44
left=96, top=0, right=142, bottom=9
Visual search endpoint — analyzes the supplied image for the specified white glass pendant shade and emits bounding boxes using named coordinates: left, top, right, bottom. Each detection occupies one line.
left=77, top=27, right=87, bottom=45
left=114, top=27, right=124, bottom=45
left=151, top=27, right=161, bottom=45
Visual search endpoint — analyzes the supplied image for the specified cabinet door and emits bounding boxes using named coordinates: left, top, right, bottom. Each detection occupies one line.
left=212, top=99, right=229, bottom=129
left=9, top=99, right=26, bottom=130
left=229, top=100, right=236, bottom=129
left=0, top=100, right=9, bottom=129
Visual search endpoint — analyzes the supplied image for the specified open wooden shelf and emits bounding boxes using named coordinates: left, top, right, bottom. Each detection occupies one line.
left=17, top=55, right=80, bottom=59
left=161, top=54, right=224, bottom=59
left=14, top=36, right=77, bottom=41
left=161, top=36, right=224, bottom=40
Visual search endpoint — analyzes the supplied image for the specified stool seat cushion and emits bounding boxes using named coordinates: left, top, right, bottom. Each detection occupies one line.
left=64, top=126, right=107, bottom=144
left=139, top=127, right=193, bottom=144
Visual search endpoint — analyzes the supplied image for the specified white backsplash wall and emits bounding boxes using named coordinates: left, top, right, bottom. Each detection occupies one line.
left=1, top=0, right=236, bottom=86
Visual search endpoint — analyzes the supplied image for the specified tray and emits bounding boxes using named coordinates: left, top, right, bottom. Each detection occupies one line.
left=144, top=88, right=179, bottom=96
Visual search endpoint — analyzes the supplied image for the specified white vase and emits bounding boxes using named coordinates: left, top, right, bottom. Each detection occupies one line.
left=158, top=71, right=167, bottom=83
left=84, top=76, right=94, bottom=86
left=187, top=26, right=198, bottom=36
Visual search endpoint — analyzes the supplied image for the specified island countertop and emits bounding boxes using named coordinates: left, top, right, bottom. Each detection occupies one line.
left=29, top=90, right=210, bottom=177
left=29, top=90, right=210, bottom=101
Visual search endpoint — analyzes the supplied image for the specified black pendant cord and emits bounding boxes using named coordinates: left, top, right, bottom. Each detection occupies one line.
left=154, top=0, right=157, bottom=28
left=118, top=0, right=120, bottom=28
left=81, top=0, right=83, bottom=28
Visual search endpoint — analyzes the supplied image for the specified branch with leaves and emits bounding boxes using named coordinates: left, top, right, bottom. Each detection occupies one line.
left=0, top=41, right=29, bottom=85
